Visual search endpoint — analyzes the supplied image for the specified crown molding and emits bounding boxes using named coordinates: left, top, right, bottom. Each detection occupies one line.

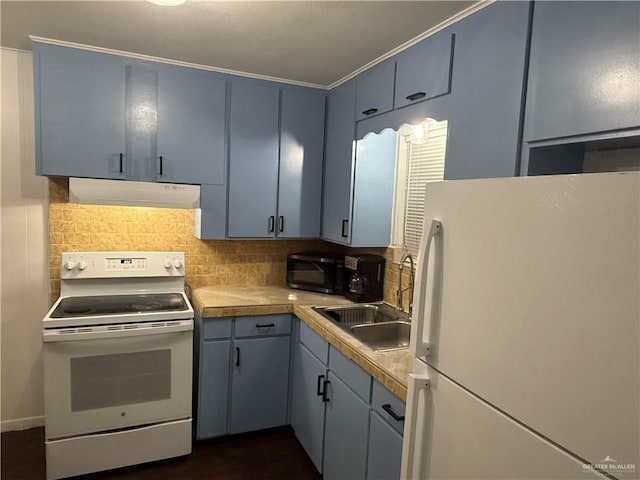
left=326, top=0, right=494, bottom=90
left=28, top=35, right=327, bottom=90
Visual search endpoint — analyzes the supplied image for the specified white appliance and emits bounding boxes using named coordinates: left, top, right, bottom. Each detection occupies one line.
left=69, top=177, right=200, bottom=209
left=42, top=252, right=194, bottom=480
left=401, top=172, right=639, bottom=480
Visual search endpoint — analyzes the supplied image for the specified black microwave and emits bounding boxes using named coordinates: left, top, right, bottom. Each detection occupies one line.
left=286, top=252, right=345, bottom=295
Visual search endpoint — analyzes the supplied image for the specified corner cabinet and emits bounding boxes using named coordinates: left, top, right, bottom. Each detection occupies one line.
left=228, top=81, right=325, bottom=238
left=34, top=42, right=226, bottom=185
left=322, top=80, right=357, bottom=244
left=196, top=313, right=292, bottom=439
left=290, top=319, right=406, bottom=479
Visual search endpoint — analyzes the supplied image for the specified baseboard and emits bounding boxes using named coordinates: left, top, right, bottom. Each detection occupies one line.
left=1, top=415, right=45, bottom=432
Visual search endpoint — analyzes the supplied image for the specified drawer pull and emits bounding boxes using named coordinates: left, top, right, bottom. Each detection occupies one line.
left=406, top=91, right=426, bottom=102
left=235, top=347, right=240, bottom=367
left=362, top=108, right=378, bottom=116
left=158, top=155, right=164, bottom=176
left=255, top=323, right=275, bottom=329
left=382, top=403, right=405, bottom=422
left=316, top=375, right=325, bottom=396
left=322, top=380, right=330, bottom=402
left=119, top=153, right=124, bottom=173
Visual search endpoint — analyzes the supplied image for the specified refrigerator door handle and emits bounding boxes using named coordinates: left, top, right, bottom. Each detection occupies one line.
left=400, top=373, right=431, bottom=480
left=411, top=219, right=441, bottom=358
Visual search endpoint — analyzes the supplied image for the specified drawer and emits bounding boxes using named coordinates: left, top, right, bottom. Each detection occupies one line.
left=234, top=314, right=291, bottom=338
left=203, top=317, right=232, bottom=340
left=329, top=346, right=371, bottom=402
left=299, top=321, right=329, bottom=365
left=371, top=379, right=405, bottom=434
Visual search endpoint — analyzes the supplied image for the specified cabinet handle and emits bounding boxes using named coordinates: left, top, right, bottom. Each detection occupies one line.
left=406, top=91, right=426, bottom=102
left=362, top=108, right=378, bottom=116
left=316, top=375, right=325, bottom=396
left=278, top=216, right=284, bottom=233
left=382, top=404, right=405, bottom=422
left=268, top=216, right=275, bottom=233
left=256, top=323, right=275, bottom=329
left=235, top=347, right=240, bottom=367
left=322, top=380, right=330, bottom=402
left=341, top=219, right=349, bottom=238
left=158, top=155, right=163, bottom=176
left=119, top=153, right=124, bottom=173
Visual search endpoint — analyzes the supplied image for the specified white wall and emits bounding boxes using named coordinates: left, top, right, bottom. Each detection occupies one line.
left=1, top=48, right=49, bottom=431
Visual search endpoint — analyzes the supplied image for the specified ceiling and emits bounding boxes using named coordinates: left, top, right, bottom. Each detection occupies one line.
left=0, top=1, right=478, bottom=87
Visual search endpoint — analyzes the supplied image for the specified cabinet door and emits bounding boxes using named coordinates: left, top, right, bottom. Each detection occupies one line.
left=35, top=43, right=126, bottom=179
left=277, top=89, right=325, bottom=238
left=323, top=372, right=370, bottom=480
left=355, top=61, right=396, bottom=121
left=228, top=82, right=280, bottom=237
left=230, top=335, right=290, bottom=434
left=322, top=80, right=356, bottom=244
left=290, top=343, right=327, bottom=473
left=367, top=412, right=403, bottom=480
left=197, top=340, right=231, bottom=439
left=351, top=128, right=397, bottom=247
left=157, top=67, right=226, bottom=185
left=524, top=1, right=640, bottom=142
left=395, top=33, right=454, bottom=109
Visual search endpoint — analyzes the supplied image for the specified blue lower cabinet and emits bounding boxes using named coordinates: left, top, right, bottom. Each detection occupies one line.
left=290, top=342, right=328, bottom=472
left=367, top=412, right=404, bottom=480
left=230, top=335, right=291, bottom=434
left=197, top=340, right=231, bottom=438
left=323, top=372, right=370, bottom=480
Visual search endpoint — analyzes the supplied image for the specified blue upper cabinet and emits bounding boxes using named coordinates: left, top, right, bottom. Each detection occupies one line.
left=277, top=89, right=326, bottom=238
left=524, top=1, right=640, bottom=143
left=35, top=43, right=126, bottom=179
left=156, top=66, right=226, bottom=185
left=355, top=60, right=396, bottom=121
left=34, top=43, right=227, bottom=185
left=394, top=33, right=454, bottom=109
left=228, top=82, right=325, bottom=238
left=322, top=81, right=357, bottom=244
left=227, top=81, right=280, bottom=238
left=350, top=129, right=397, bottom=247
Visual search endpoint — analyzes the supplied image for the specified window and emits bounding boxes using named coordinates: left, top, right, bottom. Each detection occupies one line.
left=392, top=118, right=448, bottom=259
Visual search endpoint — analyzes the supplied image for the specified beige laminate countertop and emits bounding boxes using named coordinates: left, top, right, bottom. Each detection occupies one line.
left=190, top=285, right=412, bottom=400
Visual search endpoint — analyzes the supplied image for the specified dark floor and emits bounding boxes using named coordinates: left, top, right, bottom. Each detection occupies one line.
left=1, top=426, right=322, bottom=480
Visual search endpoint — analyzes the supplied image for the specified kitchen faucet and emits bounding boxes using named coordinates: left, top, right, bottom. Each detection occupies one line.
left=396, top=251, right=415, bottom=316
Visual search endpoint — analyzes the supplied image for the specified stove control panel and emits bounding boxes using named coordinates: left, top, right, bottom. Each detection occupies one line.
left=59, top=252, right=186, bottom=279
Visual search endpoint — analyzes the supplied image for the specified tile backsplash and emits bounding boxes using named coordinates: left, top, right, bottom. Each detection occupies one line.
left=48, top=178, right=406, bottom=310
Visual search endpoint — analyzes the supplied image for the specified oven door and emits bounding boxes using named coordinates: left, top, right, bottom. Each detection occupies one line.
left=43, top=321, right=193, bottom=439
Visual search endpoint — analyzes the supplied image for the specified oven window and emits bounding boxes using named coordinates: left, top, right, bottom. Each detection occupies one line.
left=70, top=350, right=171, bottom=411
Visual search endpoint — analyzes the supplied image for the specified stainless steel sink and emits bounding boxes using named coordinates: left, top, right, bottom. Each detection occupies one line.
left=312, top=303, right=410, bottom=351
left=350, top=321, right=411, bottom=351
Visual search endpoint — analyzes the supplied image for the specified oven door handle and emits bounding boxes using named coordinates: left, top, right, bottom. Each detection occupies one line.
left=42, top=320, right=194, bottom=342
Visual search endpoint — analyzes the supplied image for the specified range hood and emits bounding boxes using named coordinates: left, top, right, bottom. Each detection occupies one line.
left=69, top=178, right=200, bottom=209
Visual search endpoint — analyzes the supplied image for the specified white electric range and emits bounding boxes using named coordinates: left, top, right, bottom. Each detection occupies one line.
left=42, top=252, right=194, bottom=480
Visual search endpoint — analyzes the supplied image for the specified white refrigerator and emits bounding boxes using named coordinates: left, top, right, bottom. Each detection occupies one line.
left=401, top=172, right=639, bottom=480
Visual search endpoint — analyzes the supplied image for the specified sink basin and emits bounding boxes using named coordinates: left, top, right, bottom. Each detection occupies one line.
left=350, top=321, right=411, bottom=351
left=312, top=303, right=410, bottom=351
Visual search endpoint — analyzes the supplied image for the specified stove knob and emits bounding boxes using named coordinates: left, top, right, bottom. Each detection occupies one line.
left=173, top=259, right=183, bottom=269
left=77, top=261, right=87, bottom=271
left=163, top=259, right=173, bottom=269
left=64, top=261, right=75, bottom=271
